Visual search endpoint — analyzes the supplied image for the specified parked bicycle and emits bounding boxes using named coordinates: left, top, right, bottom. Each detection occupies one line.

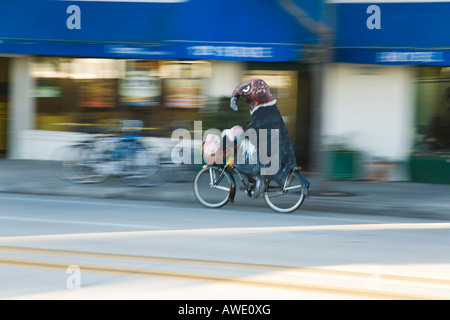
left=193, top=155, right=309, bottom=213
left=54, top=121, right=161, bottom=186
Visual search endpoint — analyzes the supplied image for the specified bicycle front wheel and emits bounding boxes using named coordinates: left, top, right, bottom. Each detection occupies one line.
left=264, top=171, right=305, bottom=213
left=193, top=166, right=234, bottom=208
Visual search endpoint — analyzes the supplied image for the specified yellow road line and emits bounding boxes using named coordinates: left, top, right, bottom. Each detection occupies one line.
left=0, top=245, right=449, bottom=286
left=0, top=257, right=444, bottom=300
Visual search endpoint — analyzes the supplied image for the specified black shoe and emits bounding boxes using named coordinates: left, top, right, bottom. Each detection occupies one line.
left=246, top=182, right=255, bottom=197
left=251, top=179, right=262, bottom=198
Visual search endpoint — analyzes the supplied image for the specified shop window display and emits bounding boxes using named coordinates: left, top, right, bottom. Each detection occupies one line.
left=411, top=67, right=450, bottom=184
left=414, top=67, right=450, bottom=153
left=31, top=57, right=211, bottom=136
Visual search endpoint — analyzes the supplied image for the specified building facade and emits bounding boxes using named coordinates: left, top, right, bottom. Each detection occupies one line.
left=324, top=0, right=450, bottom=182
left=0, top=0, right=322, bottom=170
left=1, top=0, right=449, bottom=182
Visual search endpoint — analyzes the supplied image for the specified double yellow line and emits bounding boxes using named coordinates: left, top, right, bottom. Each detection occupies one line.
left=0, top=245, right=447, bottom=300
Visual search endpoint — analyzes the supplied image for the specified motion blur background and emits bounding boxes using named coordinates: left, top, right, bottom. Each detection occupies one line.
left=0, top=0, right=449, bottom=184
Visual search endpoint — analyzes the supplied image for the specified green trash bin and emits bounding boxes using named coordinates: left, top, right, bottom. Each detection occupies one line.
left=329, top=151, right=357, bottom=179
left=409, top=155, right=450, bottom=184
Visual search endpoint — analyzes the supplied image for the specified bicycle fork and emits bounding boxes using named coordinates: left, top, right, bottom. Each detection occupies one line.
left=206, top=166, right=236, bottom=202
left=207, top=157, right=234, bottom=189
left=208, top=167, right=229, bottom=191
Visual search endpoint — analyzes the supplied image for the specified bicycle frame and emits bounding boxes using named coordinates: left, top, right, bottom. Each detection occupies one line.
left=109, top=136, right=142, bottom=160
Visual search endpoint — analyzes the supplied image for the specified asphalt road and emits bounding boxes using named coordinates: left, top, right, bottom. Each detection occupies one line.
left=0, top=193, right=449, bottom=300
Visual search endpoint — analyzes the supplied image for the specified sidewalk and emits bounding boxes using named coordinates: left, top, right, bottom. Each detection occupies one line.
left=1, top=159, right=449, bottom=221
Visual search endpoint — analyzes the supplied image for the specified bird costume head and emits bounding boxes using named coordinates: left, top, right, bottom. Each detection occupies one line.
left=230, top=78, right=276, bottom=113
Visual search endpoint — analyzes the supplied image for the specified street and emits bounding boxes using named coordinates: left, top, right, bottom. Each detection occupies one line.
left=0, top=193, right=449, bottom=300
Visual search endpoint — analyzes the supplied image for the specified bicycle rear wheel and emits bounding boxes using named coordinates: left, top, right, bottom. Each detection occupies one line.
left=57, top=144, right=108, bottom=183
left=52, top=144, right=80, bottom=179
left=264, top=171, right=305, bottom=213
left=121, top=147, right=161, bottom=187
left=193, top=166, right=234, bottom=208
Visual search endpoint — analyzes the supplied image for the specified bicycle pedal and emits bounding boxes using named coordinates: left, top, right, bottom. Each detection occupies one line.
left=242, top=187, right=252, bottom=197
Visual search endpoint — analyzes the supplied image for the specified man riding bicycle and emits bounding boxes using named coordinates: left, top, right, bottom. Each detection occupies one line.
left=228, top=78, right=309, bottom=197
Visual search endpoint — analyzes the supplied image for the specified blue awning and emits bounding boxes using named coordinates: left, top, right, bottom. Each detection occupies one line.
left=333, top=2, right=450, bottom=65
left=0, top=0, right=321, bottom=62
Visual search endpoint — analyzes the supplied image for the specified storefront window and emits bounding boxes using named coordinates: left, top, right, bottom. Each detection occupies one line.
left=414, top=67, right=450, bottom=153
left=31, top=57, right=211, bottom=136
left=160, top=61, right=210, bottom=108
left=120, top=60, right=161, bottom=107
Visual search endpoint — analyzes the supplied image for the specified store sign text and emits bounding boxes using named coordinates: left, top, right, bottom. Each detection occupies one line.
left=106, top=45, right=171, bottom=56
left=376, top=51, right=444, bottom=63
left=187, top=46, right=273, bottom=58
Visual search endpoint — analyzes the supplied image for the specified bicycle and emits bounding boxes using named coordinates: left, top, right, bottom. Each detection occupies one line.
left=54, top=121, right=161, bottom=186
left=193, top=155, right=309, bottom=213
